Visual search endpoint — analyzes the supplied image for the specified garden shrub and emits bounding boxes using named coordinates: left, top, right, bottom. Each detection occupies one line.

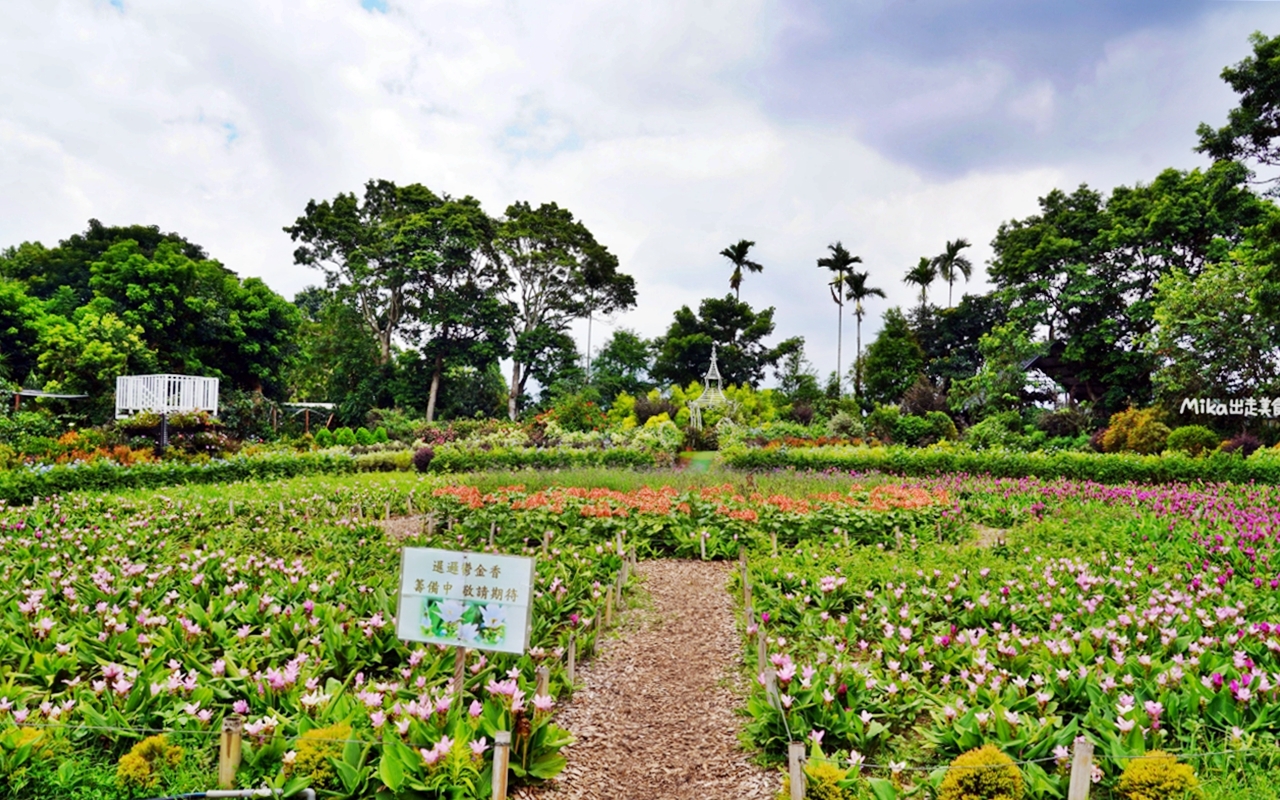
left=963, top=412, right=1024, bottom=450
left=827, top=411, right=864, bottom=439
left=353, top=450, right=414, bottom=471
left=334, top=427, right=357, bottom=447
left=938, top=744, right=1023, bottom=800
left=373, top=426, right=389, bottom=443
left=285, top=723, right=350, bottom=790
left=314, top=428, right=335, bottom=447
left=1221, top=433, right=1263, bottom=457
left=788, top=402, right=816, bottom=426
left=1115, top=751, right=1200, bottom=800
left=1101, top=407, right=1170, bottom=455
left=866, top=404, right=900, bottom=442
left=355, top=426, right=375, bottom=446
left=552, top=392, right=607, bottom=432
left=634, top=394, right=679, bottom=426
left=116, top=735, right=182, bottom=790
left=1165, top=425, right=1220, bottom=457
left=901, top=375, right=949, bottom=416
left=1036, top=407, right=1092, bottom=439
left=777, top=757, right=856, bottom=800
left=413, top=446, right=435, bottom=473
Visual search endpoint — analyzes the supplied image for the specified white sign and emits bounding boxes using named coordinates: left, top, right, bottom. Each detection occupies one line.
left=395, top=548, right=536, bottom=655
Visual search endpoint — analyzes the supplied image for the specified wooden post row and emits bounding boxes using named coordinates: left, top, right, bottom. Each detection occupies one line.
left=536, top=666, right=550, bottom=697
left=567, top=633, right=576, bottom=685
left=218, top=714, right=244, bottom=789
left=492, top=731, right=512, bottom=800
left=788, top=741, right=806, bottom=800
left=771, top=531, right=778, bottom=558
left=1067, top=738, right=1094, bottom=800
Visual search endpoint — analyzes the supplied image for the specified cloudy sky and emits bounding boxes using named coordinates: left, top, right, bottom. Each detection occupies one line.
left=3, top=0, right=1280, bottom=386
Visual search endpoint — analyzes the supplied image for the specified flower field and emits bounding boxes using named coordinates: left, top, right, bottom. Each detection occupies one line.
left=3, top=469, right=1280, bottom=798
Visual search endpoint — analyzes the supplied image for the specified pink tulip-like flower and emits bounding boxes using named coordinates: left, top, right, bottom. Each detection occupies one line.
left=1116, top=717, right=1136, bottom=733
left=470, top=738, right=488, bottom=756
left=420, top=747, right=442, bottom=765
left=233, top=699, right=250, bottom=715
left=470, top=699, right=484, bottom=717
left=212, top=659, right=226, bottom=677
left=370, top=711, right=386, bottom=729
left=533, top=694, right=555, bottom=713
left=809, top=729, right=824, bottom=745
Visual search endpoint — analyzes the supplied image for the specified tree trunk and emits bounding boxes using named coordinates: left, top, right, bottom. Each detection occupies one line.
left=508, top=361, right=521, bottom=420
left=426, top=352, right=444, bottom=423
left=855, top=309, right=862, bottom=400
left=377, top=331, right=392, bottom=366
left=836, top=301, right=843, bottom=398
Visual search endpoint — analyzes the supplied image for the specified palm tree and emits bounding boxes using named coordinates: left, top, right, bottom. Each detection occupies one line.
left=719, top=239, right=763, bottom=301
left=904, top=256, right=936, bottom=319
left=844, top=270, right=885, bottom=400
left=817, top=242, right=862, bottom=397
left=932, top=238, right=973, bottom=307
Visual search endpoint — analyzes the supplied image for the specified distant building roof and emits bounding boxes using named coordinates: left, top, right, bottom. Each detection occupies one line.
left=1022, top=341, right=1107, bottom=403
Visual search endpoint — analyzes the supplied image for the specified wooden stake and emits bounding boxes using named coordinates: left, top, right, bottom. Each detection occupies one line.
left=385, top=501, right=391, bottom=520
left=218, top=714, right=244, bottom=789
left=700, top=533, right=707, bottom=561
left=228, top=500, right=234, bottom=516
left=406, top=494, right=414, bottom=516
left=427, top=514, right=436, bottom=537
left=788, top=741, right=806, bottom=800
left=605, top=590, right=613, bottom=627
left=489, top=521, right=496, bottom=549
left=536, top=665, right=550, bottom=697
left=771, top=531, right=778, bottom=558
left=542, top=531, right=550, bottom=557
left=615, top=529, right=623, bottom=554
left=756, top=624, right=767, bottom=676
left=739, top=546, right=746, bottom=569
left=492, top=731, right=511, bottom=800
left=567, top=634, right=576, bottom=685
left=743, top=573, right=752, bottom=614
left=765, top=667, right=780, bottom=710
left=1067, top=738, right=1094, bottom=800
left=452, top=647, right=467, bottom=698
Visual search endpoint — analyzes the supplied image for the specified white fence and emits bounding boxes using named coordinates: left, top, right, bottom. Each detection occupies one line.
left=115, top=374, right=220, bottom=418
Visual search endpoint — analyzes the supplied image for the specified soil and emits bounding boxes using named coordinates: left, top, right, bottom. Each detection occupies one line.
left=525, top=559, right=780, bottom=800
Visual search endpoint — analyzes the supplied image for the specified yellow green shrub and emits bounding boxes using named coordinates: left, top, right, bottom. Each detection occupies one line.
left=938, top=745, right=1024, bottom=800
left=1101, top=407, right=1170, bottom=455
left=1116, top=751, right=1201, bottom=800
left=286, top=723, right=350, bottom=790
left=778, top=757, right=856, bottom=800
left=116, top=734, right=182, bottom=789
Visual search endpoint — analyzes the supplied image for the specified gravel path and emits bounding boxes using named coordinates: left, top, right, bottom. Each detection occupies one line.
left=528, top=559, right=779, bottom=800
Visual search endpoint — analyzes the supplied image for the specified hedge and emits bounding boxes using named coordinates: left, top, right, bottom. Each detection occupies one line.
left=427, top=445, right=655, bottom=473
left=722, top=445, right=1280, bottom=485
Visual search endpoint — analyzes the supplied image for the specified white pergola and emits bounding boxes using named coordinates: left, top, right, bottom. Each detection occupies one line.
left=115, top=374, right=220, bottom=419
left=688, top=344, right=736, bottom=431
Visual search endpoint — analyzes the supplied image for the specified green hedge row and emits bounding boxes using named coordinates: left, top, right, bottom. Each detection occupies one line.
left=0, top=453, right=358, bottom=504
left=723, top=445, right=1280, bottom=485
left=427, top=445, right=654, bottom=473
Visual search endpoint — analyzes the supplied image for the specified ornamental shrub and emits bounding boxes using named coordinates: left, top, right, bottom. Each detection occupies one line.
left=413, top=446, right=435, bottom=473
left=285, top=723, right=350, bottom=790
left=355, top=426, right=375, bottom=446
left=1115, top=751, right=1200, bottom=800
left=373, top=426, right=389, bottom=443
left=116, top=734, right=182, bottom=790
left=314, top=428, right=334, bottom=447
left=1165, top=425, right=1220, bottom=457
left=1101, top=407, right=1170, bottom=455
left=938, top=744, right=1023, bottom=800
left=334, top=427, right=357, bottom=447
left=828, top=411, right=864, bottom=439
left=1221, top=433, right=1263, bottom=457
left=777, top=757, right=856, bottom=800
left=1036, top=407, right=1092, bottom=438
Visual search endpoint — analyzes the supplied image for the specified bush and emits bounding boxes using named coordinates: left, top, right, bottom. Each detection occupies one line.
left=1115, top=751, right=1200, bottom=800
left=778, top=757, right=856, bottom=800
left=285, top=723, right=350, bottom=790
left=116, top=735, right=182, bottom=790
left=635, top=395, right=679, bottom=426
left=353, top=450, right=414, bottom=471
left=1101, top=407, right=1170, bottom=455
left=1221, top=433, right=1262, bottom=457
left=373, top=426, right=389, bottom=443
left=551, top=392, right=607, bottom=433
left=788, top=403, right=815, bottom=426
left=964, top=412, right=1024, bottom=450
left=1165, top=425, right=1220, bottom=457
left=355, top=426, right=375, bottom=446
left=314, top=428, right=335, bottom=447
left=1036, top=407, right=1092, bottom=439
left=827, top=411, right=864, bottom=439
left=938, top=744, right=1023, bottom=800
left=901, top=375, right=949, bottom=416
left=334, top=427, right=357, bottom=447
left=413, top=446, right=435, bottom=473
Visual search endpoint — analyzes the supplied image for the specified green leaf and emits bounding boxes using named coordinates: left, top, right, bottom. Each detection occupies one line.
left=379, top=751, right=405, bottom=792
left=867, top=777, right=898, bottom=800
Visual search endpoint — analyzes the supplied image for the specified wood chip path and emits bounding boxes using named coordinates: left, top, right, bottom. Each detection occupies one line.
left=526, top=559, right=779, bottom=800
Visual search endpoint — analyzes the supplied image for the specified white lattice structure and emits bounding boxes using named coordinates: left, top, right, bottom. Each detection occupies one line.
left=115, top=374, right=220, bottom=418
left=688, top=344, right=736, bottom=430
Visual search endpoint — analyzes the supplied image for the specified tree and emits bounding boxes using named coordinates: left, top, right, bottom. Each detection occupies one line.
left=774, top=346, right=822, bottom=407
left=285, top=180, right=444, bottom=366
left=914, top=292, right=1009, bottom=388
left=932, top=238, right=973, bottom=308
left=904, top=257, right=937, bottom=319
left=816, top=242, right=862, bottom=396
left=494, top=201, right=635, bottom=419
left=1196, top=31, right=1280, bottom=191
left=397, top=197, right=512, bottom=421
left=1148, top=248, right=1280, bottom=424
left=862, top=308, right=925, bottom=406
left=285, top=288, right=387, bottom=422
left=651, top=294, right=802, bottom=388
left=844, top=270, right=885, bottom=401
left=35, top=307, right=157, bottom=418
left=948, top=321, right=1044, bottom=421
left=719, top=239, right=763, bottom=301
left=0, top=279, right=48, bottom=386
left=589, top=329, right=653, bottom=404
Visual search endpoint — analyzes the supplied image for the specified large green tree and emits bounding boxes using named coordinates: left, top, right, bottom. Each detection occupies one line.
left=1196, top=31, right=1280, bottom=191
left=589, top=329, right=653, bottom=404
left=816, top=242, right=862, bottom=396
left=650, top=294, right=801, bottom=388
left=844, top=270, right=885, bottom=402
left=931, top=238, right=973, bottom=308
left=285, top=180, right=443, bottom=366
left=862, top=308, right=925, bottom=406
left=719, top=239, right=763, bottom=301
left=904, top=257, right=937, bottom=320
left=913, top=292, right=1009, bottom=389
left=494, top=201, right=635, bottom=418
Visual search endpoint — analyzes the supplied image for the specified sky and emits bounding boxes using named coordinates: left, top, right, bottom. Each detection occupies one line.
left=3, top=0, right=1280, bottom=388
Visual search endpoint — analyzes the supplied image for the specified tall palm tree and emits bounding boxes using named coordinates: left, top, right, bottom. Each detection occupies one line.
left=719, top=239, right=763, bottom=301
left=904, top=256, right=936, bottom=319
left=817, top=242, right=862, bottom=396
left=932, top=238, right=973, bottom=308
left=845, top=270, right=885, bottom=401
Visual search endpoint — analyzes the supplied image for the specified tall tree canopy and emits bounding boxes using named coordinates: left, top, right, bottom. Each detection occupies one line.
left=650, top=294, right=801, bottom=388
left=1196, top=31, right=1280, bottom=190
left=862, top=308, right=925, bottom=406
left=494, top=201, right=635, bottom=418
left=589, top=329, right=653, bottom=404
left=719, top=239, right=763, bottom=300
left=816, top=242, right=861, bottom=396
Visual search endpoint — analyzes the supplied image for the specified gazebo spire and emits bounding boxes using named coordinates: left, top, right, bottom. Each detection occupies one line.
left=704, top=342, right=722, bottom=386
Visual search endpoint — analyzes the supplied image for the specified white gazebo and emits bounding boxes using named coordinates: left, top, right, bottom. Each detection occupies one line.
left=115, top=374, right=220, bottom=419
left=688, top=344, right=735, bottom=431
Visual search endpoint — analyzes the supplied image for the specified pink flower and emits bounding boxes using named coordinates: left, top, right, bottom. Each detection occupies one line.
left=469, top=700, right=484, bottom=717
left=233, top=700, right=250, bottom=715
left=533, top=694, right=555, bottom=713
left=470, top=738, right=488, bottom=756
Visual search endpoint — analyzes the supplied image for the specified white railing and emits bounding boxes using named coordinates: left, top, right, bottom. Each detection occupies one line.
left=115, top=374, right=220, bottom=418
